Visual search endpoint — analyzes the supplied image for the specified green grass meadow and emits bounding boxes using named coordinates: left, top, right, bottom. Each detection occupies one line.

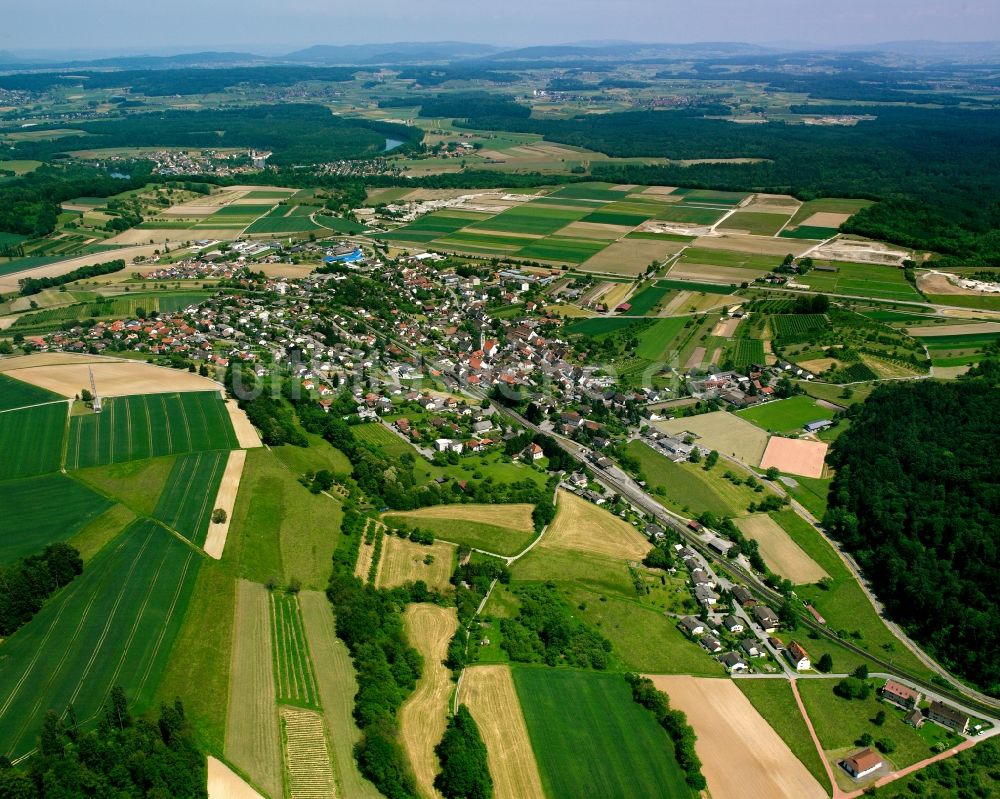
left=513, top=668, right=695, bottom=799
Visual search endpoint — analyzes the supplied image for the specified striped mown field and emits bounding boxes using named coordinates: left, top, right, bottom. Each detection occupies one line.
left=66, top=391, right=237, bottom=469
left=0, top=520, right=201, bottom=760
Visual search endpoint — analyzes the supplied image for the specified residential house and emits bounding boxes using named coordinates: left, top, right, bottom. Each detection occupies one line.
left=752, top=605, right=780, bottom=632
left=739, top=639, right=765, bottom=658
left=695, top=586, right=719, bottom=607
left=841, top=748, right=884, bottom=780
left=927, top=701, right=970, bottom=734
left=881, top=680, right=921, bottom=710
left=720, top=652, right=748, bottom=673
left=524, top=442, right=544, bottom=461
left=786, top=641, right=811, bottom=671
left=679, top=616, right=705, bottom=636
left=700, top=634, right=722, bottom=653
left=722, top=614, right=744, bottom=634
left=732, top=585, right=753, bottom=606
left=905, top=709, right=925, bottom=728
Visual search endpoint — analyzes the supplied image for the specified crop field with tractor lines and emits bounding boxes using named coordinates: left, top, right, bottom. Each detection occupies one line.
left=0, top=401, right=67, bottom=481
left=271, top=592, right=321, bottom=710
left=0, top=519, right=201, bottom=761
left=66, top=391, right=238, bottom=469
left=151, top=450, right=229, bottom=547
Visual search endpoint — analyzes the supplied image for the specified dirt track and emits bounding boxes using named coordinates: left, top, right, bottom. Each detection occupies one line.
left=203, top=450, right=246, bottom=560
left=648, top=675, right=827, bottom=799
left=400, top=604, right=459, bottom=799
left=460, top=665, right=545, bottom=799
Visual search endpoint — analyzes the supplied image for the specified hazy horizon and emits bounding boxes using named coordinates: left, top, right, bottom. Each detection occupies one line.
left=4, top=0, right=998, bottom=56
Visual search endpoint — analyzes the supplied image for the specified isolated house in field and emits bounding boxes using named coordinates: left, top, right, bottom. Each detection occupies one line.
left=881, top=679, right=921, bottom=710
left=786, top=640, right=811, bottom=671
left=841, top=748, right=884, bottom=780
left=927, top=701, right=970, bottom=734
left=752, top=605, right=779, bottom=632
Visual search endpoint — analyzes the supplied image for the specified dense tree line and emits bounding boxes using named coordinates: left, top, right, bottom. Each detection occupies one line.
left=0, top=689, right=206, bottom=798
left=19, top=259, right=124, bottom=296
left=0, top=544, right=82, bottom=637
left=224, top=364, right=306, bottom=447
left=416, top=93, right=530, bottom=120
left=824, top=379, right=1000, bottom=694
left=499, top=584, right=612, bottom=668
left=433, top=706, right=492, bottom=799
left=10, top=105, right=419, bottom=168
left=625, top=674, right=707, bottom=790
left=0, top=66, right=359, bottom=95
left=455, top=105, right=1000, bottom=264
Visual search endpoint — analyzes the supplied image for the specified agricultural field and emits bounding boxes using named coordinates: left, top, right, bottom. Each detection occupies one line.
left=650, top=676, right=827, bottom=799
left=0, top=401, right=67, bottom=480
left=459, top=665, right=546, bottom=799
left=0, top=519, right=201, bottom=761
left=727, top=337, right=767, bottom=368
left=719, top=210, right=793, bottom=236
left=375, top=536, right=456, bottom=591
left=280, top=706, right=338, bottom=799
left=654, top=410, right=770, bottom=465
left=225, top=580, right=282, bottom=799
left=540, top=489, right=650, bottom=561
left=736, top=678, right=831, bottom=790
left=152, top=450, right=228, bottom=547
left=634, top=316, right=689, bottom=360
left=271, top=592, right=320, bottom=709
left=399, top=604, right=458, bottom=799
left=0, top=373, right=61, bottom=411
left=737, top=395, right=836, bottom=434
left=771, top=314, right=829, bottom=339
left=384, top=503, right=538, bottom=557
left=801, top=262, right=922, bottom=302
left=0, top=474, right=111, bottom=564
left=513, top=668, right=695, bottom=799
left=66, top=391, right=238, bottom=469
left=781, top=198, right=873, bottom=239
left=734, top=514, right=829, bottom=584
left=245, top=205, right=321, bottom=234
left=625, top=441, right=774, bottom=518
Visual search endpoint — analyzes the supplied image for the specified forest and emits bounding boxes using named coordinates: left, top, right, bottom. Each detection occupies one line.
left=459, top=105, right=1000, bottom=264
left=0, top=690, right=206, bottom=798
left=9, top=105, right=419, bottom=167
left=824, top=378, right=1000, bottom=695
left=0, top=543, right=83, bottom=637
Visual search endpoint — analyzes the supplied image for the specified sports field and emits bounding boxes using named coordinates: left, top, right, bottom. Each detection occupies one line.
left=66, top=391, right=238, bottom=469
left=0, top=519, right=201, bottom=760
left=0, top=402, right=67, bottom=480
left=152, top=450, right=228, bottom=547
left=460, top=665, right=545, bottom=799
left=654, top=411, right=770, bottom=465
left=513, top=668, right=694, bottom=799
left=649, top=675, right=826, bottom=799
left=0, top=474, right=111, bottom=564
left=759, top=437, right=829, bottom=479
left=737, top=396, right=836, bottom=434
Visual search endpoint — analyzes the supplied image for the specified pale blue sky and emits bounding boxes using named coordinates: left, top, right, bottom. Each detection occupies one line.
left=3, top=0, right=997, bottom=55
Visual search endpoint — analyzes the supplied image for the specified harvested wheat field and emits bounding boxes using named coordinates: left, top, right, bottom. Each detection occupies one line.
left=400, top=604, right=459, bottom=799
left=541, top=490, right=651, bottom=560
left=0, top=245, right=160, bottom=292
left=654, top=411, right=770, bottom=465
left=760, top=437, right=828, bottom=479
left=204, top=449, right=246, bottom=559
left=735, top=515, right=828, bottom=584
left=647, top=676, right=827, bottom=799
left=224, top=398, right=262, bottom=448
left=300, top=591, right=383, bottom=799
left=280, top=706, right=337, bottom=799
left=802, top=212, right=851, bottom=228
left=225, top=581, right=282, bottom=799
left=460, top=665, right=545, bottom=799
left=388, top=503, right=535, bottom=531
left=207, top=756, right=266, bottom=799
left=376, top=537, right=455, bottom=591
left=1, top=353, right=221, bottom=397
